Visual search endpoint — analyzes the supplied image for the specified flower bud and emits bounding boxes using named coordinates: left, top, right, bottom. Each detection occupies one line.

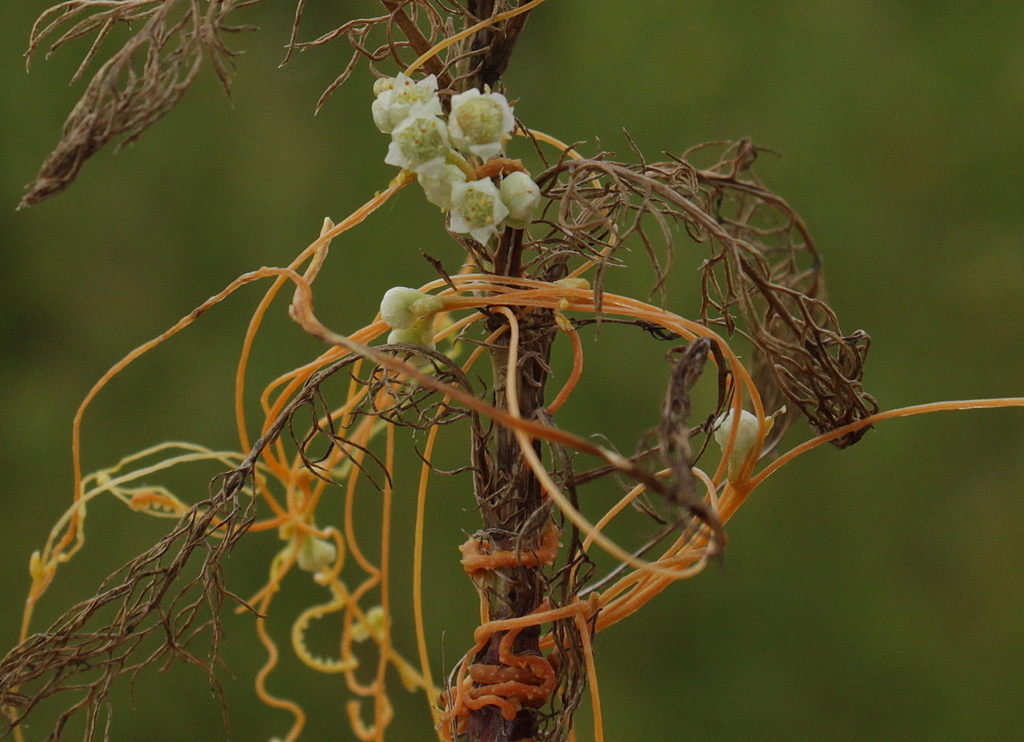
left=297, top=535, right=337, bottom=573
left=713, top=408, right=763, bottom=479
left=384, top=103, right=450, bottom=174
left=351, top=605, right=387, bottom=642
left=554, top=277, right=590, bottom=291
left=372, top=73, right=440, bottom=133
left=418, top=163, right=468, bottom=210
left=499, top=171, right=541, bottom=229
left=387, top=317, right=436, bottom=348
left=449, top=178, right=510, bottom=244
left=448, top=89, right=515, bottom=160
left=380, top=287, right=445, bottom=330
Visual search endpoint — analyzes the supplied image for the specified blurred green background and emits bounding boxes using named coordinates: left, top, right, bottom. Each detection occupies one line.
left=2, top=1, right=1024, bottom=740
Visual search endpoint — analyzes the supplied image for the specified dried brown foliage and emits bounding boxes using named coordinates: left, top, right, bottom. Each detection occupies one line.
left=0, top=471, right=252, bottom=740
left=20, top=0, right=261, bottom=209
left=533, top=141, right=877, bottom=447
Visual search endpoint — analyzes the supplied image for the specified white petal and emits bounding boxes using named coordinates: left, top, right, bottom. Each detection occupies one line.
left=468, top=140, right=506, bottom=160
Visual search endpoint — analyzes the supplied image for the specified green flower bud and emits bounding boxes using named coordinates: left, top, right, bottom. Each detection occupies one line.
left=351, top=606, right=387, bottom=643
left=499, top=171, right=541, bottom=229
left=387, top=317, right=436, bottom=348
left=296, top=535, right=337, bottom=573
left=713, top=408, right=764, bottom=479
left=380, top=287, right=445, bottom=329
left=418, top=163, right=468, bottom=210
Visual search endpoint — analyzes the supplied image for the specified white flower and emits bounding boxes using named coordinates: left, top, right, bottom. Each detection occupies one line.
left=418, top=163, right=468, bottom=210
left=384, top=103, right=450, bottom=174
left=713, top=408, right=762, bottom=479
left=448, top=89, right=515, bottom=160
left=449, top=178, right=510, bottom=243
left=380, top=287, right=445, bottom=329
left=296, top=535, right=337, bottom=573
left=372, top=73, right=441, bottom=133
left=499, top=171, right=541, bottom=229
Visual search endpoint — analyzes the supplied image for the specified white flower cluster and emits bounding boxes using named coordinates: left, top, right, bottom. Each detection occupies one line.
left=373, top=73, right=542, bottom=243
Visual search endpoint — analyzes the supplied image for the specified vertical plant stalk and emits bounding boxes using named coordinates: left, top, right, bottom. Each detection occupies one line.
left=466, top=286, right=558, bottom=742
left=444, top=7, right=557, bottom=739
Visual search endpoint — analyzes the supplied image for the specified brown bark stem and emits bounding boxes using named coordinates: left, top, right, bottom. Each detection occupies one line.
left=463, top=224, right=559, bottom=742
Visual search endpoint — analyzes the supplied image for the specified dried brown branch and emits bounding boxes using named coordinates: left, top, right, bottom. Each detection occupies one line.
left=533, top=142, right=877, bottom=447
left=657, top=338, right=712, bottom=510
left=20, top=0, right=261, bottom=208
left=0, top=473, right=252, bottom=740
left=285, top=0, right=540, bottom=112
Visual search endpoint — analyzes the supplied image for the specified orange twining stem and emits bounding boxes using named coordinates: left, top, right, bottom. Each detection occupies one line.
left=497, top=306, right=728, bottom=576
left=473, top=157, right=529, bottom=181
left=433, top=279, right=762, bottom=419
left=342, top=412, right=384, bottom=580
left=256, top=321, right=388, bottom=478
left=236, top=172, right=413, bottom=455
left=259, top=321, right=385, bottom=429
left=68, top=269, right=289, bottom=544
left=459, top=521, right=561, bottom=575
left=546, top=323, right=583, bottom=415
left=414, top=422, right=444, bottom=732
left=240, top=177, right=411, bottom=481
left=46, top=177, right=415, bottom=633
left=254, top=593, right=307, bottom=742
left=750, top=396, right=1024, bottom=491
left=468, top=625, right=556, bottom=705
left=581, top=469, right=670, bottom=553
left=443, top=599, right=597, bottom=736
left=291, top=277, right=755, bottom=579
left=346, top=694, right=394, bottom=742
left=280, top=381, right=382, bottom=527
left=371, top=422, right=396, bottom=742
left=27, top=265, right=322, bottom=641
left=573, top=607, right=604, bottom=742
left=523, top=128, right=584, bottom=161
